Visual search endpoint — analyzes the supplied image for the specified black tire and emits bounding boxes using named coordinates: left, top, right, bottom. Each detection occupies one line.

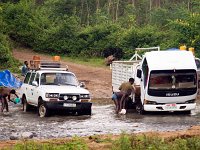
left=183, top=110, right=191, bottom=114
left=136, top=101, right=145, bottom=114
left=78, top=109, right=92, bottom=116
left=23, top=96, right=31, bottom=112
left=38, top=100, right=49, bottom=117
left=125, top=97, right=134, bottom=109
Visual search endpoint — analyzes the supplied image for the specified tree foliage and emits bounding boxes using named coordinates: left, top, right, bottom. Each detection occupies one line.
left=0, top=0, right=200, bottom=60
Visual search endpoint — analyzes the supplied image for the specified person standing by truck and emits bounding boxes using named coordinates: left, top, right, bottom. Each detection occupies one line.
left=112, top=78, right=135, bottom=114
left=21, top=61, right=29, bottom=76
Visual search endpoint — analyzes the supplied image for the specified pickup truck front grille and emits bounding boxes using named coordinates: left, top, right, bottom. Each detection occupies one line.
left=59, top=94, right=80, bottom=101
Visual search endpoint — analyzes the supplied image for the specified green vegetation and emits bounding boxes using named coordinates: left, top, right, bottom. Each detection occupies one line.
left=3, top=134, right=200, bottom=150
left=62, top=56, right=106, bottom=67
left=6, top=137, right=88, bottom=150
left=0, top=0, right=200, bottom=70
left=112, top=134, right=200, bottom=150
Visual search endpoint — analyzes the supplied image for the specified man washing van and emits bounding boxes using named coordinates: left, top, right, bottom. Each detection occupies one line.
left=112, top=78, right=135, bottom=114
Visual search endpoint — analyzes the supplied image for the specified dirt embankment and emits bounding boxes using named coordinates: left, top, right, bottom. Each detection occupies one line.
left=12, top=48, right=112, bottom=99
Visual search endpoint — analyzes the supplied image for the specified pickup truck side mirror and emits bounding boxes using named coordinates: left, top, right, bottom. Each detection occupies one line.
left=32, top=81, right=38, bottom=86
left=80, top=82, right=86, bottom=88
left=137, top=69, right=142, bottom=78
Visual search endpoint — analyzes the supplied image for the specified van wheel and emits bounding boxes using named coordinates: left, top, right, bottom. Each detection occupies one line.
left=136, top=101, right=144, bottom=114
left=23, top=96, right=31, bottom=112
left=38, top=102, right=49, bottom=117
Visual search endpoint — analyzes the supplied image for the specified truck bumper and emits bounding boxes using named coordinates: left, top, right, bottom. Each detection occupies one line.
left=144, top=103, right=196, bottom=112
left=44, top=101, right=92, bottom=111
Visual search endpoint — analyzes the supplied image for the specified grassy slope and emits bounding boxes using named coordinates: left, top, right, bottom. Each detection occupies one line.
left=2, top=126, right=200, bottom=150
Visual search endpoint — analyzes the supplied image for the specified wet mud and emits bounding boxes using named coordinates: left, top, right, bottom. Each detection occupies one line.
left=0, top=99, right=200, bottom=140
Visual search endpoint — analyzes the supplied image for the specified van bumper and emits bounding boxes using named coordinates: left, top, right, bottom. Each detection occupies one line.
left=144, top=103, right=196, bottom=112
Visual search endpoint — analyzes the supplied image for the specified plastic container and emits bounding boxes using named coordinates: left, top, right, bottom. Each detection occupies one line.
left=189, top=47, right=195, bottom=55
left=14, top=98, right=21, bottom=104
left=33, top=55, right=41, bottom=69
left=52, top=56, right=60, bottom=61
left=180, top=45, right=187, bottom=50
left=33, top=55, right=40, bottom=61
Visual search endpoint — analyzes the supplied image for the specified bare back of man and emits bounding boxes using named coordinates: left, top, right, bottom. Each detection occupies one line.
left=0, top=87, right=18, bottom=112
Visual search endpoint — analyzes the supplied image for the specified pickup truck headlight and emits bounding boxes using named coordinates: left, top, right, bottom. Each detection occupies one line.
left=45, top=93, right=59, bottom=98
left=80, top=94, right=90, bottom=99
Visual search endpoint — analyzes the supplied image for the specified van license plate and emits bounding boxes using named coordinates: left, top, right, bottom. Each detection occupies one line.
left=165, top=104, right=177, bottom=110
left=63, top=103, right=76, bottom=107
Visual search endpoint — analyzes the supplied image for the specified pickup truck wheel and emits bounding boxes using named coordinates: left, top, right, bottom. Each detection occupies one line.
left=78, top=109, right=91, bottom=116
left=38, top=103, right=49, bottom=117
left=23, top=96, right=31, bottom=112
left=136, top=101, right=144, bottom=114
left=84, top=109, right=92, bottom=115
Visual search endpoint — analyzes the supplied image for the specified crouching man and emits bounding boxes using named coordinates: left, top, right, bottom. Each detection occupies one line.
left=0, top=87, right=19, bottom=112
left=112, top=78, right=135, bottom=114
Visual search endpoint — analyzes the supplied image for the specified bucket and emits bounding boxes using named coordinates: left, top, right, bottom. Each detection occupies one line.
left=52, top=56, right=60, bottom=61
left=180, top=45, right=187, bottom=51
left=14, top=98, right=21, bottom=104
left=33, top=55, right=40, bottom=61
left=189, top=47, right=195, bottom=55
left=33, top=55, right=40, bottom=69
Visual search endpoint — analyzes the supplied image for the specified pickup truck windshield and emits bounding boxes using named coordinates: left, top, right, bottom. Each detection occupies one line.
left=149, top=71, right=197, bottom=90
left=40, top=73, right=78, bottom=86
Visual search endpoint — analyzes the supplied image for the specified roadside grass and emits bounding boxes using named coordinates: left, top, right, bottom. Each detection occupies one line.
left=112, top=133, right=200, bottom=150
left=3, top=137, right=88, bottom=150
left=3, top=134, right=200, bottom=150
left=0, top=59, right=21, bottom=74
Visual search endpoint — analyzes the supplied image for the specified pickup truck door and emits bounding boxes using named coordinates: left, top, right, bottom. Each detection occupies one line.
left=31, top=73, right=40, bottom=105
left=22, top=72, right=31, bottom=100
left=27, top=72, right=36, bottom=104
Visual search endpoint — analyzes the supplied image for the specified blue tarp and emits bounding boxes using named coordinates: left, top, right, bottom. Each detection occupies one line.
left=166, top=48, right=180, bottom=51
left=0, top=70, right=22, bottom=88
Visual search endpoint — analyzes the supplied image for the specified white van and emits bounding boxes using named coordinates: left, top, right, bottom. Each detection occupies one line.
left=112, top=49, right=198, bottom=114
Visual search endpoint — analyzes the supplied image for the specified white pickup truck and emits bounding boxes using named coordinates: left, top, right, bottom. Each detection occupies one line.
left=19, top=66, right=92, bottom=117
left=112, top=48, right=198, bottom=114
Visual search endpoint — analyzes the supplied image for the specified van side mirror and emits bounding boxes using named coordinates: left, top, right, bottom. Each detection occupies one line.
left=80, top=82, right=86, bottom=88
left=137, top=69, right=142, bottom=78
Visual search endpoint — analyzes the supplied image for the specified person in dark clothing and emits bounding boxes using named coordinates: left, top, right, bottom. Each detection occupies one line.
left=21, top=61, right=29, bottom=76
left=0, top=87, right=18, bottom=112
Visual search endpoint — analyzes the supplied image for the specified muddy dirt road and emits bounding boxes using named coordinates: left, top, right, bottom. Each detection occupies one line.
left=1, top=100, right=200, bottom=140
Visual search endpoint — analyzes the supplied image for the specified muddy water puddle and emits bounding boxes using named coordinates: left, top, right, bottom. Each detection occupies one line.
left=0, top=99, right=200, bottom=140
